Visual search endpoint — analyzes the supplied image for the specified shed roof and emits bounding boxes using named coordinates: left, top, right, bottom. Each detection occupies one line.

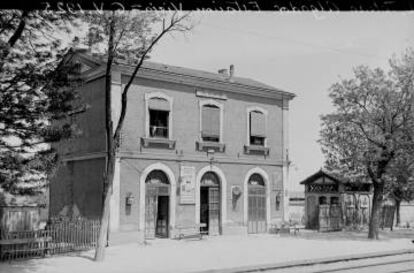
left=299, top=169, right=344, bottom=185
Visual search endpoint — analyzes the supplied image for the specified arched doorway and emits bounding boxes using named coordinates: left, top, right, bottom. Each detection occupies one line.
left=200, top=171, right=221, bottom=235
left=247, top=173, right=267, bottom=234
left=145, top=170, right=170, bottom=239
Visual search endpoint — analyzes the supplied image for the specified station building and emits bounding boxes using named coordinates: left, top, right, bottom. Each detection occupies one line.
left=49, top=49, right=295, bottom=243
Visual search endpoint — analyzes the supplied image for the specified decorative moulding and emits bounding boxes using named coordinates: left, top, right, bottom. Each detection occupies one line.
left=196, top=141, right=225, bottom=153
left=195, top=89, right=227, bottom=100
left=244, top=145, right=270, bottom=156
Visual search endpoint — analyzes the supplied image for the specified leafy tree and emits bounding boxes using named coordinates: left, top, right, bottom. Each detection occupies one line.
left=83, top=10, right=192, bottom=261
left=384, top=152, right=414, bottom=226
left=319, top=49, right=414, bottom=239
left=0, top=10, right=82, bottom=195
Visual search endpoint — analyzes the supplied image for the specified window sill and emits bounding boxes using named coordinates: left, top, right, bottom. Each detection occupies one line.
left=196, top=141, right=225, bottom=153
left=244, top=145, right=270, bottom=156
left=141, top=137, right=176, bottom=150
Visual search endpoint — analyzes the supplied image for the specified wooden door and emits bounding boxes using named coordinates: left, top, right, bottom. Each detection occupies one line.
left=208, top=187, right=220, bottom=235
left=145, top=193, right=158, bottom=239
left=306, top=196, right=318, bottom=229
left=248, top=186, right=266, bottom=234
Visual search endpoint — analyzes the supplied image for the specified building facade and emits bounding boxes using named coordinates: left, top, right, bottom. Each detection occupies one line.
left=50, top=49, right=295, bottom=243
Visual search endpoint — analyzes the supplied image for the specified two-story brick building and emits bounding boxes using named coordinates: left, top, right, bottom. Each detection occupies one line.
left=50, top=48, right=295, bottom=243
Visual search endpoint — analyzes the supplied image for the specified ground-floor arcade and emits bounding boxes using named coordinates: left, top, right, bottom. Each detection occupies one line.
left=108, top=159, right=286, bottom=243
left=49, top=156, right=287, bottom=244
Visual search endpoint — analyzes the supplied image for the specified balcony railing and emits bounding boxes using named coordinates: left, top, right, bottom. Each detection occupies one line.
left=150, top=125, right=168, bottom=138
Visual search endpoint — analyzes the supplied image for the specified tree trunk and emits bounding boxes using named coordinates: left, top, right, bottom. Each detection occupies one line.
left=0, top=10, right=28, bottom=71
left=94, top=14, right=115, bottom=262
left=368, top=183, right=384, bottom=239
left=395, top=199, right=401, bottom=227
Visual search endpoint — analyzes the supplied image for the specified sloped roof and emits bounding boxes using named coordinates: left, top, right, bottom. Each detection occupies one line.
left=70, top=48, right=296, bottom=99
left=299, top=169, right=344, bottom=185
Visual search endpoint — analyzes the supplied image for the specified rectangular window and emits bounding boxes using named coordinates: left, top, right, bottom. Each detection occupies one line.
left=250, top=111, right=265, bottom=146
left=149, top=110, right=169, bottom=138
left=201, top=105, right=220, bottom=142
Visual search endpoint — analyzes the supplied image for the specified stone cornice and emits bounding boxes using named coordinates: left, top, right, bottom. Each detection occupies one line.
left=61, top=151, right=287, bottom=167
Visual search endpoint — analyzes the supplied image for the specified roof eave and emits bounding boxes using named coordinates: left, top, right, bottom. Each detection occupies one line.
left=115, top=63, right=296, bottom=100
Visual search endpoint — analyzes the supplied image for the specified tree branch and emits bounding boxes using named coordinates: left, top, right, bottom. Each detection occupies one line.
left=113, top=12, right=191, bottom=143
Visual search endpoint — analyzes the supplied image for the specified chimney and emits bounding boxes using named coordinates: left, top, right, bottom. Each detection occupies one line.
left=218, top=68, right=228, bottom=76
left=229, top=64, right=235, bottom=82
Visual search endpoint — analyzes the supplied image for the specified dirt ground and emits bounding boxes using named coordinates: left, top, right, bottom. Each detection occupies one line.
left=1, top=229, right=413, bottom=273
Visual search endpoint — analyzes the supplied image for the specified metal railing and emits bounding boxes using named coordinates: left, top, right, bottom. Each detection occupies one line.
left=150, top=125, right=168, bottom=138
left=0, top=218, right=100, bottom=261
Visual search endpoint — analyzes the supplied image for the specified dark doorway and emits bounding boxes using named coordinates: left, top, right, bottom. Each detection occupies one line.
left=156, top=196, right=169, bottom=238
left=200, top=187, right=209, bottom=234
left=200, top=172, right=221, bottom=235
left=144, top=170, right=170, bottom=239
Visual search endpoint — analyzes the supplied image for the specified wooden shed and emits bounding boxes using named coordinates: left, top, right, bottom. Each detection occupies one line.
left=300, top=170, right=372, bottom=231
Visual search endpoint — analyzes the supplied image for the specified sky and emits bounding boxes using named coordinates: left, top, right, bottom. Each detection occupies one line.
left=148, top=12, right=414, bottom=191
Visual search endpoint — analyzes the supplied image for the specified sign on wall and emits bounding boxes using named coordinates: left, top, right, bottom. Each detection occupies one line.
left=180, top=166, right=196, bottom=204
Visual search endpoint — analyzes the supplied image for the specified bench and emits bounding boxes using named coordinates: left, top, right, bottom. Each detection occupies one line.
left=270, top=224, right=305, bottom=236
left=290, top=225, right=305, bottom=235
left=175, top=223, right=207, bottom=240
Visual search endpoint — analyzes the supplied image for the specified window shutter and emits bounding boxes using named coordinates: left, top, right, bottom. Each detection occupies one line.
left=148, top=98, right=170, bottom=111
left=202, top=105, right=220, bottom=138
left=250, top=111, right=265, bottom=137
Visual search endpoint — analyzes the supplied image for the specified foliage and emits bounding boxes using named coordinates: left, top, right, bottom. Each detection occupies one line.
left=319, top=48, right=414, bottom=238
left=0, top=10, right=82, bottom=194
left=320, top=51, right=414, bottom=183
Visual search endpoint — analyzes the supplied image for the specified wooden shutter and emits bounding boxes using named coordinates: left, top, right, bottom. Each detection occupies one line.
left=250, top=111, right=265, bottom=137
left=202, top=105, right=220, bottom=138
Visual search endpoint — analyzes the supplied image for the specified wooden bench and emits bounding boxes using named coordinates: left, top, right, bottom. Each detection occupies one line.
left=175, top=223, right=207, bottom=240
left=290, top=225, right=305, bottom=235
left=270, top=224, right=305, bottom=236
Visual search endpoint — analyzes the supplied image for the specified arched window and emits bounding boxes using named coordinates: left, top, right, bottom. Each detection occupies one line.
left=248, top=173, right=265, bottom=186
left=145, top=170, right=169, bottom=185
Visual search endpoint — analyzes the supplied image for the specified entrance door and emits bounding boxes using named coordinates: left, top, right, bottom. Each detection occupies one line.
left=247, top=174, right=267, bottom=234
left=306, top=196, right=318, bottom=229
left=145, top=194, right=158, bottom=239
left=248, top=186, right=266, bottom=233
left=208, top=187, right=220, bottom=235
left=199, top=172, right=221, bottom=235
left=200, top=187, right=209, bottom=234
left=156, top=196, right=169, bottom=238
left=144, top=170, right=170, bottom=239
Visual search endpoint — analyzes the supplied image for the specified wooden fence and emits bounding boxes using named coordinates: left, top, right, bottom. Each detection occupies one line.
left=0, top=218, right=100, bottom=261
